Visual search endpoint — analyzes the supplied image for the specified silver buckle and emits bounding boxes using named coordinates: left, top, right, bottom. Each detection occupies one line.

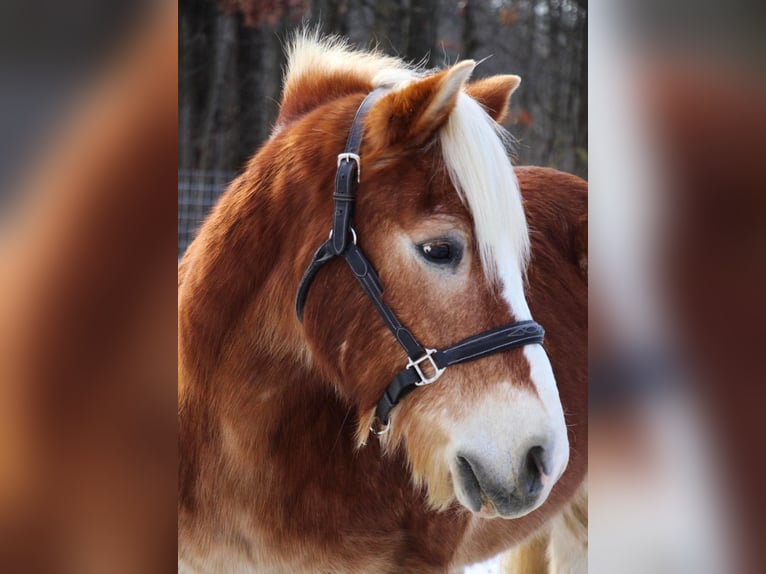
left=408, top=349, right=445, bottom=386
left=337, top=153, right=361, bottom=182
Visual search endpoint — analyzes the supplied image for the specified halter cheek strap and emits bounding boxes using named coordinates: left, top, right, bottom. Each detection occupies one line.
left=296, top=88, right=545, bottom=435
left=296, top=88, right=389, bottom=317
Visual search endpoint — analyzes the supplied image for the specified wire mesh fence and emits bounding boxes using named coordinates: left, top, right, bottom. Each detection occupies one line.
left=178, top=169, right=236, bottom=257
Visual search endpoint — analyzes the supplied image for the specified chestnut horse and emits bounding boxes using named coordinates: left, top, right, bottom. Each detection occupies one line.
left=178, top=35, right=587, bottom=573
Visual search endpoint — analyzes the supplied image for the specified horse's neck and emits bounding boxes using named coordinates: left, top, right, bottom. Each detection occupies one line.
left=178, top=166, right=327, bottom=495
left=178, top=169, right=308, bottom=383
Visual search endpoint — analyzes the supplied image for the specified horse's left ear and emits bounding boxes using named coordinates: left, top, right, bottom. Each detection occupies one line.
left=465, top=75, right=521, bottom=124
left=369, top=60, right=475, bottom=149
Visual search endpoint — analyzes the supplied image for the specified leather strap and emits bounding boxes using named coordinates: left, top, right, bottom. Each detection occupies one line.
left=434, top=321, right=545, bottom=366
left=374, top=321, right=545, bottom=424
left=331, top=88, right=388, bottom=255
left=343, top=244, right=426, bottom=359
left=296, top=88, right=388, bottom=318
left=295, top=239, right=335, bottom=322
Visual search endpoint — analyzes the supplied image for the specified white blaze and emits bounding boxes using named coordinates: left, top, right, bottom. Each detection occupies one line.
left=440, top=90, right=569, bottom=494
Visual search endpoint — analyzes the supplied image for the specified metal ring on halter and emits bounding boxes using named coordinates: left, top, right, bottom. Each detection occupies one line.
left=328, top=227, right=358, bottom=245
left=370, top=418, right=390, bottom=436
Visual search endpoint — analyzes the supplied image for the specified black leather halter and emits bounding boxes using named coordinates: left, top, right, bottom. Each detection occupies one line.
left=296, top=88, right=545, bottom=434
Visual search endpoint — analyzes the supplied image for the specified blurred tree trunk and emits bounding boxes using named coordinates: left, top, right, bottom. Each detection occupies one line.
left=407, top=0, right=436, bottom=65
left=575, top=7, right=588, bottom=176
left=199, top=12, right=238, bottom=172
left=372, top=0, right=405, bottom=54
left=313, top=0, right=346, bottom=36
left=179, top=12, right=193, bottom=169
left=462, top=0, right=477, bottom=59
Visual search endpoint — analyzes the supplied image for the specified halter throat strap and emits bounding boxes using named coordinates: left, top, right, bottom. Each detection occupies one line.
left=295, top=88, right=545, bottom=434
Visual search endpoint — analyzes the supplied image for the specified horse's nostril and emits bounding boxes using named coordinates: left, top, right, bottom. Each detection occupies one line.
left=455, top=455, right=483, bottom=512
left=522, top=446, right=546, bottom=496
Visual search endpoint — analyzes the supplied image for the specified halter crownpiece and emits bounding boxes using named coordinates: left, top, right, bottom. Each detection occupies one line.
left=296, top=88, right=545, bottom=435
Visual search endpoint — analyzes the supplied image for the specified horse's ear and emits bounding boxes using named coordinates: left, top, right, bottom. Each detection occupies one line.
left=465, top=75, right=521, bottom=124
left=369, top=60, right=475, bottom=148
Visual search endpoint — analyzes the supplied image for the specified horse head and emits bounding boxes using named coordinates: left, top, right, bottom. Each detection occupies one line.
left=279, top=36, right=570, bottom=519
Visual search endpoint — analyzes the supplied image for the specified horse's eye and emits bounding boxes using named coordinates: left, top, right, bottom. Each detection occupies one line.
left=419, top=240, right=462, bottom=266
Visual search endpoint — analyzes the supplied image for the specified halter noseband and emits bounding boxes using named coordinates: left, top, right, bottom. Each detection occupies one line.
left=295, top=88, right=545, bottom=435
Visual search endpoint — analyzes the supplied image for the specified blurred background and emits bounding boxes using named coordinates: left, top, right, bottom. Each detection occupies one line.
left=0, top=2, right=177, bottom=572
left=178, top=0, right=587, bottom=255
left=589, top=0, right=765, bottom=572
